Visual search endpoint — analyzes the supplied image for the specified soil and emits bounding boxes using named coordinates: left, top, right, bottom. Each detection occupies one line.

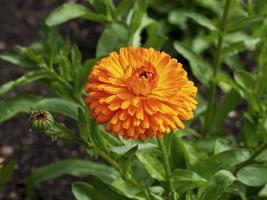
left=0, top=1, right=102, bottom=199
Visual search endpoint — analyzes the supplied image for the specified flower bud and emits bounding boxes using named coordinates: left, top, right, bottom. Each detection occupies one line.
left=28, top=111, right=54, bottom=131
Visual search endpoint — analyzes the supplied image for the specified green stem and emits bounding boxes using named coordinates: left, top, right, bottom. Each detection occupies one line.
left=97, top=148, right=152, bottom=200
left=96, top=148, right=121, bottom=171
left=82, top=140, right=121, bottom=171
left=235, top=143, right=267, bottom=174
left=82, top=140, right=152, bottom=199
left=203, top=0, right=232, bottom=134
left=127, top=177, right=152, bottom=200
left=157, top=137, right=173, bottom=199
left=248, top=0, right=254, bottom=16
left=47, top=68, right=73, bottom=92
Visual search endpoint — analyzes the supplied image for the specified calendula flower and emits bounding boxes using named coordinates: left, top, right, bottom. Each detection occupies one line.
left=85, top=47, right=197, bottom=140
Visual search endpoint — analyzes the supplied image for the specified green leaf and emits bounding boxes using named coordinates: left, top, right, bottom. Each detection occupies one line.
left=214, top=138, right=236, bottom=155
left=208, top=90, right=241, bottom=135
left=201, top=170, right=236, bottom=200
left=194, top=94, right=207, bottom=118
left=234, top=70, right=259, bottom=111
left=0, top=160, right=16, bottom=191
left=168, top=10, right=188, bottom=30
left=0, top=70, right=52, bottom=96
left=227, top=4, right=248, bottom=20
left=172, top=169, right=207, bottom=194
left=169, top=191, right=179, bottom=200
left=237, top=164, right=267, bottom=186
left=196, top=138, right=221, bottom=155
left=192, top=149, right=251, bottom=179
left=0, top=54, right=34, bottom=68
left=87, top=120, right=110, bottom=153
left=88, top=0, right=115, bottom=16
left=45, top=2, right=108, bottom=26
left=46, top=3, right=88, bottom=26
left=74, top=58, right=97, bottom=98
left=148, top=0, right=176, bottom=14
left=191, top=34, right=213, bottom=54
left=109, top=143, right=158, bottom=155
left=96, top=22, right=130, bottom=57
left=97, top=126, right=122, bottom=147
left=48, top=82, right=72, bottom=99
left=73, top=178, right=134, bottom=199
left=130, top=14, right=154, bottom=47
left=241, top=114, right=259, bottom=148
left=118, top=145, right=138, bottom=175
left=26, top=159, right=119, bottom=198
left=0, top=95, right=42, bottom=124
left=257, top=64, right=267, bottom=98
left=150, top=193, right=164, bottom=200
left=16, top=43, right=45, bottom=66
left=88, top=0, right=106, bottom=13
left=144, top=22, right=167, bottom=50
left=259, top=184, right=267, bottom=197
left=129, top=0, right=148, bottom=35
left=136, top=152, right=165, bottom=181
left=234, top=69, right=256, bottom=90
left=185, top=191, right=192, bottom=200
left=111, top=177, right=144, bottom=199
left=77, top=108, right=90, bottom=142
left=195, top=0, right=221, bottom=14
left=215, top=73, right=244, bottom=97
left=71, top=45, right=82, bottom=66
left=226, top=15, right=265, bottom=32
left=224, top=54, right=243, bottom=70
left=230, top=181, right=247, bottom=200
left=255, top=148, right=267, bottom=162
left=34, top=98, right=79, bottom=119
left=116, top=0, right=135, bottom=19
left=82, top=176, right=133, bottom=199
left=0, top=96, right=80, bottom=124
left=185, top=12, right=219, bottom=32
left=173, top=41, right=212, bottom=86
left=222, top=35, right=260, bottom=59
left=168, top=10, right=219, bottom=32
left=72, top=182, right=98, bottom=200
left=123, top=145, right=139, bottom=158
left=165, top=132, right=201, bottom=169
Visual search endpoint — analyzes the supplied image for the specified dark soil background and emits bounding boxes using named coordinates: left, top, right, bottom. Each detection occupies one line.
left=0, top=0, right=102, bottom=199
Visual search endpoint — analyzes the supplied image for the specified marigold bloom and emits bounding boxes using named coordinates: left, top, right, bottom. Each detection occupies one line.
left=85, top=47, right=197, bottom=140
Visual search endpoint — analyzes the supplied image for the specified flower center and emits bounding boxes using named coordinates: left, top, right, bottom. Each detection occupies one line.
left=139, top=71, right=150, bottom=78
left=35, top=112, right=46, bottom=120
left=127, top=62, right=158, bottom=96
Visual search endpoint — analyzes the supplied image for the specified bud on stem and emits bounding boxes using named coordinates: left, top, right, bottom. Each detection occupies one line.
left=28, top=111, right=54, bottom=131
left=28, top=110, right=77, bottom=143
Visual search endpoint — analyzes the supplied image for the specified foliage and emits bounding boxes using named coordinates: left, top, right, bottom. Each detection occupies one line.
left=0, top=160, right=16, bottom=191
left=1, top=0, right=267, bottom=199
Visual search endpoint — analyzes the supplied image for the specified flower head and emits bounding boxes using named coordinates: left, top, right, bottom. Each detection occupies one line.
left=85, top=47, right=197, bottom=140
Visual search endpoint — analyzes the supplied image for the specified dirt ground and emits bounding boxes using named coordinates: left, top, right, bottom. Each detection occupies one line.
left=0, top=0, right=102, bottom=199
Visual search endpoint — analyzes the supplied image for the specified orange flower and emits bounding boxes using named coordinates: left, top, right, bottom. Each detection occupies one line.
left=85, top=47, right=197, bottom=140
